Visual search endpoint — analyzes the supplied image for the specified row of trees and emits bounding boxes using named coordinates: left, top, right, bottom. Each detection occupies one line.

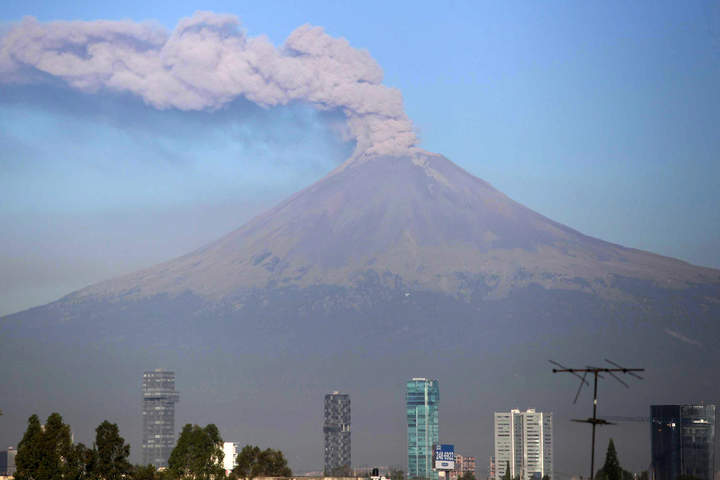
left=13, top=413, right=291, bottom=480
left=16, top=414, right=131, bottom=480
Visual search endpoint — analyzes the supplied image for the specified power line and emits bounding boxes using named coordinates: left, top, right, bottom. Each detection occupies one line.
left=602, top=416, right=649, bottom=423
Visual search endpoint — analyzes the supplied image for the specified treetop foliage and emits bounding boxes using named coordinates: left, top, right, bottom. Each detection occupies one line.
left=501, top=461, right=511, bottom=480
left=168, top=424, right=225, bottom=480
left=389, top=469, right=405, bottom=480
left=231, top=445, right=292, bottom=479
left=594, top=439, right=647, bottom=480
left=13, top=414, right=294, bottom=480
left=16, top=413, right=73, bottom=480
left=15, top=414, right=131, bottom=480
left=93, top=421, right=131, bottom=480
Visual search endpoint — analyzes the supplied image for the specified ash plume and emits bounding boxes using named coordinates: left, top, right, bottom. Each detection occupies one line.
left=0, top=11, right=419, bottom=158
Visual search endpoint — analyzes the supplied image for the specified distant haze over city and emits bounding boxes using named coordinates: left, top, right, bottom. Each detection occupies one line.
left=1, top=2, right=720, bottom=478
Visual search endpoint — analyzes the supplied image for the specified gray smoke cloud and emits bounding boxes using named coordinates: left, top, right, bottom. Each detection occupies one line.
left=0, top=11, right=419, bottom=158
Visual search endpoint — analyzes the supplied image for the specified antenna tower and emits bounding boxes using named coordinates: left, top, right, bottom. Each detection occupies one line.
left=549, top=359, right=644, bottom=480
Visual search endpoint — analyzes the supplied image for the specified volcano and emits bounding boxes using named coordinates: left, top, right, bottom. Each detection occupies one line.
left=2, top=152, right=719, bottom=474
left=73, top=152, right=718, bottom=301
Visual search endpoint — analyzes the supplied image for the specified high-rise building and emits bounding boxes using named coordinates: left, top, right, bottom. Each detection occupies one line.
left=142, top=369, right=180, bottom=467
left=494, top=409, right=552, bottom=480
left=223, top=442, right=240, bottom=474
left=488, top=456, right=496, bottom=480
left=324, top=391, right=351, bottom=474
left=0, top=447, right=17, bottom=476
left=407, top=378, right=439, bottom=480
left=651, top=404, right=716, bottom=480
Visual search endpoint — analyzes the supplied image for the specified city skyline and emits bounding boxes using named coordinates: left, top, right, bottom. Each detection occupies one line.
left=4, top=369, right=718, bottom=479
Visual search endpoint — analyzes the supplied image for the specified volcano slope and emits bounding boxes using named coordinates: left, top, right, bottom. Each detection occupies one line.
left=2, top=151, right=719, bottom=472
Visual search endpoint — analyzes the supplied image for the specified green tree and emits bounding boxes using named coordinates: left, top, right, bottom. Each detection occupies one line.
left=92, top=421, right=131, bottom=480
left=596, top=439, right=622, bottom=480
left=389, top=469, right=405, bottom=480
left=232, top=446, right=260, bottom=479
left=66, top=443, right=95, bottom=480
left=43, top=413, right=74, bottom=480
left=15, top=414, right=44, bottom=480
left=16, top=413, right=74, bottom=480
left=131, top=464, right=158, bottom=480
left=501, top=462, right=511, bottom=480
left=254, top=448, right=291, bottom=477
left=232, top=445, right=291, bottom=479
left=168, top=424, right=225, bottom=480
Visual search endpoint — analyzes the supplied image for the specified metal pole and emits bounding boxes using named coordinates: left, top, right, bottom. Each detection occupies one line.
left=590, top=372, right=598, bottom=480
left=550, top=361, right=644, bottom=480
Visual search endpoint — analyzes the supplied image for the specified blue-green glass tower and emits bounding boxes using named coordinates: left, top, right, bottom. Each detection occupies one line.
left=406, top=378, right=439, bottom=480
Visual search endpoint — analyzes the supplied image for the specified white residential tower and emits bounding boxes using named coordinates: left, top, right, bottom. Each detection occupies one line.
left=494, top=409, right=552, bottom=480
left=223, top=442, right=240, bottom=474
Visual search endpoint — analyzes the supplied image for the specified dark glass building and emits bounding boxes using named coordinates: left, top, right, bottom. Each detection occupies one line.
left=324, top=391, right=351, bottom=474
left=651, top=404, right=716, bottom=480
left=142, top=370, right=180, bottom=467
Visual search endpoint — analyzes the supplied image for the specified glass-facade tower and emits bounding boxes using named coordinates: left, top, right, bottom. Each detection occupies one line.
left=407, top=378, right=439, bottom=480
left=142, top=369, right=180, bottom=467
left=324, top=391, right=351, bottom=474
left=651, top=404, right=715, bottom=480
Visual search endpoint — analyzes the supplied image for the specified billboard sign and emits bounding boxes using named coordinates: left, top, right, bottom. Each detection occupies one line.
left=433, top=444, right=455, bottom=470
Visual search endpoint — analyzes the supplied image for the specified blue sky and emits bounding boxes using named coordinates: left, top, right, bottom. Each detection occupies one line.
left=1, top=0, right=719, bottom=315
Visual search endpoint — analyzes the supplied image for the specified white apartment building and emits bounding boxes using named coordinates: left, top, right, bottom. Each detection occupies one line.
left=223, top=442, right=240, bottom=474
left=494, top=409, right=552, bottom=480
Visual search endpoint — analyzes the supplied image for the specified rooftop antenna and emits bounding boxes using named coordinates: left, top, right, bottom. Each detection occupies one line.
left=550, top=359, right=644, bottom=480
